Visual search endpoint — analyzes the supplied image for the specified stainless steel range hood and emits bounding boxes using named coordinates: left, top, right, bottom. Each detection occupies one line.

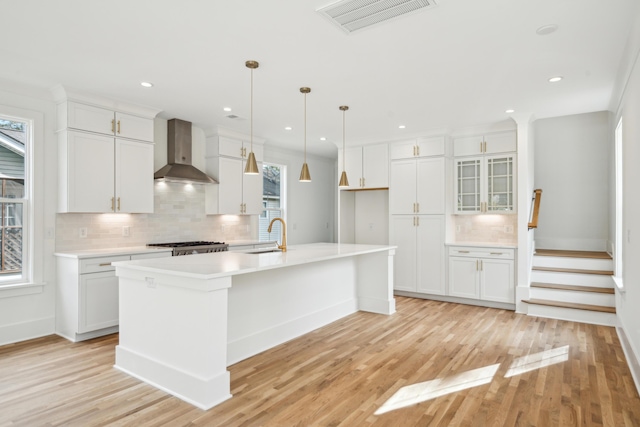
left=154, top=119, right=217, bottom=184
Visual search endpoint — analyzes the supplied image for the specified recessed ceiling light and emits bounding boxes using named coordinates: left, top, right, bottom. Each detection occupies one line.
left=548, top=76, right=563, bottom=83
left=320, top=137, right=326, bottom=141
left=223, top=107, right=232, bottom=112
left=140, top=81, right=153, bottom=88
left=398, top=125, right=406, bottom=129
left=536, top=24, right=558, bottom=36
left=505, top=109, right=515, bottom=114
left=285, top=126, right=292, bottom=131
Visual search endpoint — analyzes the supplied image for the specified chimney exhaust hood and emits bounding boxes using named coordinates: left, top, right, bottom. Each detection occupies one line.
left=154, top=119, right=217, bottom=184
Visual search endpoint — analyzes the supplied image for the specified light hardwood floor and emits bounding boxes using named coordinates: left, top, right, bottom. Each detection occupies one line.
left=1, top=297, right=639, bottom=426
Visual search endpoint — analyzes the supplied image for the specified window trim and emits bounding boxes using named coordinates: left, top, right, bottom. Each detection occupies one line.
left=259, top=162, right=286, bottom=242
left=0, top=104, right=44, bottom=291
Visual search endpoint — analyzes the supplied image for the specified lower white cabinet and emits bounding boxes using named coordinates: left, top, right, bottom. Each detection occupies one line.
left=390, top=215, right=445, bottom=295
left=448, top=246, right=514, bottom=303
left=56, top=250, right=171, bottom=342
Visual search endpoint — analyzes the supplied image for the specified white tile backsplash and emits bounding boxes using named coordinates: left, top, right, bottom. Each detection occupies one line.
left=453, top=214, right=517, bottom=245
left=55, top=182, right=252, bottom=252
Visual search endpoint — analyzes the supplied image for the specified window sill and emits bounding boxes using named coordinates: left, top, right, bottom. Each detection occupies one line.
left=0, top=282, right=45, bottom=299
left=613, top=276, right=625, bottom=294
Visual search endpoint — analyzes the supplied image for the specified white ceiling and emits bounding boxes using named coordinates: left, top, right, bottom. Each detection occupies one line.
left=1, top=0, right=638, bottom=158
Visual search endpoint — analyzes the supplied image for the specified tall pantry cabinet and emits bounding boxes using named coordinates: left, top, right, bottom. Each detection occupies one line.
left=389, top=137, right=448, bottom=295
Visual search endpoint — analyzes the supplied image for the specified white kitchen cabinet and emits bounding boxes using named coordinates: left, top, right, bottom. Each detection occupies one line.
left=454, top=154, right=516, bottom=214
left=56, top=249, right=171, bottom=342
left=60, top=101, right=154, bottom=142
left=453, top=131, right=516, bottom=157
left=390, top=157, right=445, bottom=215
left=389, top=136, right=445, bottom=160
left=338, top=143, right=388, bottom=189
left=56, top=95, right=157, bottom=214
left=205, top=138, right=264, bottom=215
left=390, top=215, right=445, bottom=295
left=448, top=246, right=514, bottom=303
left=58, top=131, right=154, bottom=213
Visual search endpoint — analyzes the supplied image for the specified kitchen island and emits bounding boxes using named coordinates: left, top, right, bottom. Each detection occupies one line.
left=113, top=242, right=396, bottom=410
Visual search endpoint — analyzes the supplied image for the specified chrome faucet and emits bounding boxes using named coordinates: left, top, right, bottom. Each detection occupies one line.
left=267, top=217, right=287, bottom=252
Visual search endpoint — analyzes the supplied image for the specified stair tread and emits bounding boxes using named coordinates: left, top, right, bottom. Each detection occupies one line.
left=523, top=299, right=616, bottom=313
left=532, top=266, right=613, bottom=276
left=535, top=249, right=612, bottom=260
left=530, top=282, right=615, bottom=294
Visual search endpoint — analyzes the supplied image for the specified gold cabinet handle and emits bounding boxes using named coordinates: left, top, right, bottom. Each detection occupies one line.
left=476, top=260, right=479, bottom=270
left=99, top=263, right=112, bottom=267
left=117, top=197, right=121, bottom=211
left=117, top=120, right=121, bottom=134
left=416, top=145, right=420, bottom=156
left=416, top=216, right=419, bottom=226
left=362, top=177, right=365, bottom=187
left=484, top=141, right=487, bottom=153
left=413, top=217, right=416, bottom=227
left=458, top=250, right=470, bottom=254
left=480, top=142, right=483, bottom=153
left=111, top=197, right=115, bottom=212
left=413, top=145, right=416, bottom=156
left=416, top=202, right=419, bottom=213
left=480, top=260, right=483, bottom=271
left=490, top=252, right=503, bottom=255
left=111, top=119, right=115, bottom=133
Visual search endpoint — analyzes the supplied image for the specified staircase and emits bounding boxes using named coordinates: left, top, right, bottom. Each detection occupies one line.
left=524, top=249, right=617, bottom=326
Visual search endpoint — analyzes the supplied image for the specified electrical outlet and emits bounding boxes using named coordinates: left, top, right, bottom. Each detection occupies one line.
left=122, top=226, right=130, bottom=237
left=46, top=227, right=54, bottom=239
left=79, top=227, right=87, bottom=238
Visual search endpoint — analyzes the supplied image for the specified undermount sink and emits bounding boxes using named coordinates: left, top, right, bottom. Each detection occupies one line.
left=246, top=249, right=282, bottom=254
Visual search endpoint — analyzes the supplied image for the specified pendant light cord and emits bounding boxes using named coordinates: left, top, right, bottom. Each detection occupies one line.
left=304, top=92, right=307, bottom=163
left=250, top=67, right=253, bottom=152
left=342, top=109, right=346, bottom=171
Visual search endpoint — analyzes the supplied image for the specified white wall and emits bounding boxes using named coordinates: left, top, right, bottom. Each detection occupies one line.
left=0, top=82, right=57, bottom=345
left=263, top=146, right=335, bottom=245
left=614, top=18, right=640, bottom=388
left=533, top=112, right=611, bottom=251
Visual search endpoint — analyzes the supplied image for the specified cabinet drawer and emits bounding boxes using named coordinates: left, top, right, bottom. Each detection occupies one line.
left=80, top=255, right=130, bottom=274
left=448, top=247, right=514, bottom=259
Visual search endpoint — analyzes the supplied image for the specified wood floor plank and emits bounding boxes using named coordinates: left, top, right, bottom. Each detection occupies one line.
left=531, top=282, right=615, bottom=294
left=0, top=297, right=639, bottom=426
left=532, top=266, right=614, bottom=275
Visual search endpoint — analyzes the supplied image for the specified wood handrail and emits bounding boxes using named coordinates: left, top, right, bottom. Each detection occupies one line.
left=528, top=189, right=542, bottom=229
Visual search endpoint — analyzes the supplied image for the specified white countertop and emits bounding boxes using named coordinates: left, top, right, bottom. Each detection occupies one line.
left=54, top=246, right=173, bottom=259
left=446, top=242, right=517, bottom=249
left=113, top=242, right=396, bottom=280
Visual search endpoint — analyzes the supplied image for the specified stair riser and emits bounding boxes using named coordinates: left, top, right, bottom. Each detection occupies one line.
left=532, top=256, right=613, bottom=271
left=530, top=271, right=614, bottom=287
left=527, top=305, right=617, bottom=327
left=529, top=288, right=615, bottom=307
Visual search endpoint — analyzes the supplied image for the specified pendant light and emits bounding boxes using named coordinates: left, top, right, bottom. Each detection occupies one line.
left=244, top=60, right=260, bottom=175
left=299, top=87, right=311, bottom=182
left=338, top=105, right=350, bottom=188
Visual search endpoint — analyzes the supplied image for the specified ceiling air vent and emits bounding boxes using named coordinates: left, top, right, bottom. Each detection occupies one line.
left=317, top=0, right=437, bottom=34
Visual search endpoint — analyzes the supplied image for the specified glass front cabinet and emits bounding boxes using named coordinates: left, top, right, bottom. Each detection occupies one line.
left=454, top=154, right=515, bottom=214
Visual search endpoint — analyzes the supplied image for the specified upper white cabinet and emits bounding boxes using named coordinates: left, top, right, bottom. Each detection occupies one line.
left=390, top=136, right=445, bottom=160
left=454, top=154, right=516, bottom=214
left=205, top=135, right=264, bottom=215
left=453, top=131, right=516, bottom=157
left=60, top=101, right=154, bottom=142
left=56, top=96, right=158, bottom=213
left=390, top=157, right=445, bottom=215
left=338, top=144, right=388, bottom=190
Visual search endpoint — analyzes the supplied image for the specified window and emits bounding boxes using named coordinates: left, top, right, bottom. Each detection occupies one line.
left=259, top=163, right=286, bottom=242
left=0, top=117, right=28, bottom=283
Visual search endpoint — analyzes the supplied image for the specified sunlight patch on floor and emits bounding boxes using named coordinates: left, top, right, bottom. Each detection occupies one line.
left=504, top=345, right=569, bottom=378
left=374, top=364, right=500, bottom=415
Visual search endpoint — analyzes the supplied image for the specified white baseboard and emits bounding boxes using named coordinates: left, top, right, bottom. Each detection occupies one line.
left=227, top=298, right=358, bottom=366
left=534, top=237, right=607, bottom=251
left=617, top=323, right=640, bottom=396
left=0, top=316, right=55, bottom=346
left=115, top=345, right=232, bottom=411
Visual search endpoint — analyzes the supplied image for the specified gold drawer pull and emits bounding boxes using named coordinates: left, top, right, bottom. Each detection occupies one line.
left=98, top=263, right=112, bottom=267
left=458, top=250, right=470, bottom=253
left=490, top=252, right=503, bottom=255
